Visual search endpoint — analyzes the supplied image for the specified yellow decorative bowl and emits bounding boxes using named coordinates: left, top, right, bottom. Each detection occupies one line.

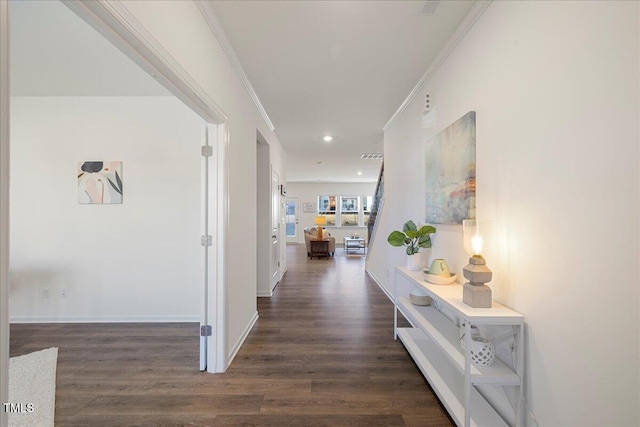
left=423, top=270, right=457, bottom=285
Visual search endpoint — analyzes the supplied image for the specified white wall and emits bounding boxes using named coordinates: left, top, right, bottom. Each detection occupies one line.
left=368, top=1, right=639, bottom=425
left=120, top=1, right=287, bottom=363
left=286, top=182, right=377, bottom=244
left=10, top=96, right=204, bottom=321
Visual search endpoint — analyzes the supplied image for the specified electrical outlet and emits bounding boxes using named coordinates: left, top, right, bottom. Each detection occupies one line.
left=61, top=288, right=68, bottom=298
left=42, top=288, right=49, bottom=299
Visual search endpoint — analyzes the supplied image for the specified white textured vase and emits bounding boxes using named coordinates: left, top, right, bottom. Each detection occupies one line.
left=406, top=253, right=422, bottom=271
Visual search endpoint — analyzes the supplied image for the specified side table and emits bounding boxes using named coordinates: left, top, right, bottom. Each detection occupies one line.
left=343, top=237, right=366, bottom=255
left=309, top=239, right=330, bottom=259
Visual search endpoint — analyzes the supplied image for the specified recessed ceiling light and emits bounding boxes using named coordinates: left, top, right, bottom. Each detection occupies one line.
left=357, top=171, right=363, bottom=176
left=323, top=135, right=333, bottom=142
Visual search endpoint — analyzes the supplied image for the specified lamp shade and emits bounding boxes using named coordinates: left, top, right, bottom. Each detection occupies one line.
left=314, top=216, right=327, bottom=226
left=462, top=220, right=493, bottom=257
left=314, top=216, right=327, bottom=240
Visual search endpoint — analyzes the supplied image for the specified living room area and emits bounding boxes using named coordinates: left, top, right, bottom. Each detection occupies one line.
left=284, top=181, right=378, bottom=259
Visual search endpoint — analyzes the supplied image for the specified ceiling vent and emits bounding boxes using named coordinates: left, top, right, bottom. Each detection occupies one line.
left=361, top=153, right=384, bottom=160
left=421, top=1, right=440, bottom=14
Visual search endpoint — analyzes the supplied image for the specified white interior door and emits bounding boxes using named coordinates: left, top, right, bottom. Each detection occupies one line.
left=271, top=170, right=280, bottom=291
left=285, top=198, right=299, bottom=243
left=200, top=124, right=213, bottom=371
left=200, top=123, right=226, bottom=373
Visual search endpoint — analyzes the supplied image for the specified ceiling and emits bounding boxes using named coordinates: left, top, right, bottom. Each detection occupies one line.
left=211, top=1, right=475, bottom=182
left=10, top=0, right=475, bottom=183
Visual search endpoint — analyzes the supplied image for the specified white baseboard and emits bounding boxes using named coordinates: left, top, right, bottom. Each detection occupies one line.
left=258, top=267, right=288, bottom=298
left=226, top=310, right=258, bottom=368
left=10, top=315, right=200, bottom=323
left=366, top=269, right=394, bottom=302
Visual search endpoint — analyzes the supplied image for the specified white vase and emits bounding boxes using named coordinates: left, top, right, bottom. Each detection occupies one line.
left=406, top=253, right=422, bottom=271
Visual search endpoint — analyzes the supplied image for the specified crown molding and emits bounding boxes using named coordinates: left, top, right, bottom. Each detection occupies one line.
left=383, top=0, right=492, bottom=131
left=62, top=0, right=228, bottom=124
left=196, top=1, right=276, bottom=132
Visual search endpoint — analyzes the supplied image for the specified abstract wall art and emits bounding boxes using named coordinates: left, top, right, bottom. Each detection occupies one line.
left=425, top=111, right=476, bottom=224
left=78, top=161, right=123, bottom=204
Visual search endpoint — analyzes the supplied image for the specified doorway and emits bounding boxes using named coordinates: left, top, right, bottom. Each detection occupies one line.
left=256, top=130, right=282, bottom=298
left=271, top=169, right=281, bottom=291
left=4, top=0, right=228, bottom=376
left=285, top=198, right=299, bottom=243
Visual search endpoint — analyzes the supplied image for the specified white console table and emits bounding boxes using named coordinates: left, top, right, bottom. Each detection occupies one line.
left=394, top=267, right=524, bottom=427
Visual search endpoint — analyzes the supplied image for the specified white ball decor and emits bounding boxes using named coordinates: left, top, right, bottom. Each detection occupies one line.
left=468, top=337, right=495, bottom=367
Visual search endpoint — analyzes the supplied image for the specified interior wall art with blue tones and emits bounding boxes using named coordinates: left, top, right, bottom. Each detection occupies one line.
left=425, top=111, right=476, bottom=224
left=78, top=161, right=123, bottom=204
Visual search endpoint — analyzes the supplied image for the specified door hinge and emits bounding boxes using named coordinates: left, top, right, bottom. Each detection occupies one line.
left=201, top=145, right=213, bottom=157
left=200, top=325, right=213, bottom=337
left=201, top=235, right=212, bottom=246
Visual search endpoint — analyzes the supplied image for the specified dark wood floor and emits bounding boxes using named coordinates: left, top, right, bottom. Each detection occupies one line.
left=10, top=244, right=453, bottom=426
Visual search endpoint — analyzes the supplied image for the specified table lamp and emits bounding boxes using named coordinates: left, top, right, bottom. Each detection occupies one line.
left=462, top=220, right=493, bottom=308
left=314, top=216, right=327, bottom=240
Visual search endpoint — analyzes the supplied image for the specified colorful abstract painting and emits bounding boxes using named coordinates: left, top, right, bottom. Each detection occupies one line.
left=425, top=111, right=476, bottom=224
left=78, top=161, right=123, bottom=204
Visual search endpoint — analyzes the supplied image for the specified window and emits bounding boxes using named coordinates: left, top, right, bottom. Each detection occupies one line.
left=317, top=195, right=336, bottom=226
left=340, top=196, right=359, bottom=226
left=317, top=194, right=373, bottom=227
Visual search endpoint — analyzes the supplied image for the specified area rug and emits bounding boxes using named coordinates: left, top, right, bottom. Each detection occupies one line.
left=8, top=347, right=58, bottom=427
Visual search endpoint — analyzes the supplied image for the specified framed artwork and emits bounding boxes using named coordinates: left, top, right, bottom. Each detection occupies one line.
left=425, top=111, right=476, bottom=224
left=303, top=202, right=315, bottom=213
left=78, top=161, right=123, bottom=204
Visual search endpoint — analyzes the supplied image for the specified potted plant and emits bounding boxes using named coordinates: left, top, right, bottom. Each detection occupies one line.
left=388, top=220, right=436, bottom=271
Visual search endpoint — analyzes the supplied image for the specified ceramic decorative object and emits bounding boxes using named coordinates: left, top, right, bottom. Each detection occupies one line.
left=429, top=258, right=451, bottom=276
left=423, top=270, right=457, bottom=285
left=461, top=336, right=495, bottom=367
left=406, top=254, right=422, bottom=271
left=409, top=285, right=432, bottom=306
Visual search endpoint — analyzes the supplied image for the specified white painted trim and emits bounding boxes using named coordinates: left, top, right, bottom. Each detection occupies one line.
left=200, top=123, right=212, bottom=372
left=62, top=0, right=228, bottom=125
left=366, top=269, right=394, bottom=303
left=212, top=123, right=229, bottom=373
left=257, top=290, right=273, bottom=298
left=0, top=2, right=9, bottom=426
left=383, top=1, right=492, bottom=131
left=10, top=315, right=200, bottom=324
left=195, top=1, right=276, bottom=132
left=225, top=311, right=259, bottom=370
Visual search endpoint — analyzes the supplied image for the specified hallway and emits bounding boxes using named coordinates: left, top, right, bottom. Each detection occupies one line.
left=232, top=243, right=453, bottom=425
left=10, top=244, right=453, bottom=426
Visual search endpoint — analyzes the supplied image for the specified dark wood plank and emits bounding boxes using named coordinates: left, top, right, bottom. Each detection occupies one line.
left=10, top=244, right=453, bottom=426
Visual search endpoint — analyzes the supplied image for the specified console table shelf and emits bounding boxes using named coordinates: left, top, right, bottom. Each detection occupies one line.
left=397, top=328, right=508, bottom=427
left=394, top=267, right=525, bottom=427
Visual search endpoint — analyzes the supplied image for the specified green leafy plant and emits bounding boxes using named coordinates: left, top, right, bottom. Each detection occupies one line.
left=387, top=220, right=436, bottom=255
